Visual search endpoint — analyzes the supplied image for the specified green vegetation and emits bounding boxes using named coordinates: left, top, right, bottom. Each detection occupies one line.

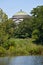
left=0, top=39, right=43, bottom=56
left=0, top=6, right=43, bottom=56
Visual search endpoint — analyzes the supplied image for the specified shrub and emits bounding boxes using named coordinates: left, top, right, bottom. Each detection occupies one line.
left=0, top=46, right=6, bottom=56
left=8, top=46, right=15, bottom=56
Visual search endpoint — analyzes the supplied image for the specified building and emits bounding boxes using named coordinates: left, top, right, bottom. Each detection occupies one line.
left=12, top=9, right=30, bottom=23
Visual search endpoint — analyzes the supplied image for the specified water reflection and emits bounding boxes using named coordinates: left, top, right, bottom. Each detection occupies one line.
left=0, top=56, right=43, bottom=65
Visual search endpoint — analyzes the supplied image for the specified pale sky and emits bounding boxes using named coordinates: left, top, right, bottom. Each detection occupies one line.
left=0, top=0, right=43, bottom=18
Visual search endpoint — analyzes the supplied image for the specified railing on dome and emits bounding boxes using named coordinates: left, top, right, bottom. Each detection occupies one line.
left=12, top=15, right=29, bottom=19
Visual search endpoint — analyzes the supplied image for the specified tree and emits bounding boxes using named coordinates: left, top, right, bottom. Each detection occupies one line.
left=0, top=9, right=16, bottom=46
left=5, top=18, right=16, bottom=38
left=0, top=8, right=8, bottom=45
left=0, top=18, right=16, bottom=46
left=31, top=6, right=43, bottom=44
left=0, top=8, right=8, bottom=22
left=14, top=18, right=33, bottom=38
left=32, top=29, right=40, bottom=43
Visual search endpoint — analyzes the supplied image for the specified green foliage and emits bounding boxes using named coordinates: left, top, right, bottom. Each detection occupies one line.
left=14, top=18, right=33, bottom=38
left=6, top=39, right=43, bottom=56
left=0, top=17, right=16, bottom=46
left=31, top=6, right=43, bottom=44
left=0, top=39, right=43, bottom=56
left=8, top=46, right=15, bottom=56
left=0, top=6, right=43, bottom=56
left=3, top=38, right=17, bottom=49
left=32, top=29, right=40, bottom=42
left=0, top=46, right=6, bottom=56
left=0, top=6, right=43, bottom=44
left=0, top=8, right=8, bottom=22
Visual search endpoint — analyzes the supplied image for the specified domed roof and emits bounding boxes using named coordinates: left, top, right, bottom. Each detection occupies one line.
left=14, top=9, right=28, bottom=15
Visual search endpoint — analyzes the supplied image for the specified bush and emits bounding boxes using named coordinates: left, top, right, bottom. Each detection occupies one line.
left=0, top=46, right=6, bottom=56
left=8, top=46, right=15, bottom=56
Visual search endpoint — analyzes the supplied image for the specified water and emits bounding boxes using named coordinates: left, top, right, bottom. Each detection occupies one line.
left=0, top=56, right=43, bottom=65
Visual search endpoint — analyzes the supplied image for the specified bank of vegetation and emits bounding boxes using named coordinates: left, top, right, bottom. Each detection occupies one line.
left=0, top=6, right=43, bottom=56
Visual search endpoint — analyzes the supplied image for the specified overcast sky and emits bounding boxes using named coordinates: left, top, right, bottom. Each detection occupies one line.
left=0, top=0, right=43, bottom=18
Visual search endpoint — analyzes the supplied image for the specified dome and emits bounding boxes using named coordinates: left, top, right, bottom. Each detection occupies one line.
left=14, top=9, right=28, bottom=15
left=12, top=9, right=29, bottom=19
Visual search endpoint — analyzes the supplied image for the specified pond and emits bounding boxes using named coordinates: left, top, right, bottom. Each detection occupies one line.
left=0, top=56, right=43, bottom=65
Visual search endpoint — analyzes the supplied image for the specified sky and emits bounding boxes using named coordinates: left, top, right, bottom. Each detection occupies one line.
left=0, top=0, right=43, bottom=18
